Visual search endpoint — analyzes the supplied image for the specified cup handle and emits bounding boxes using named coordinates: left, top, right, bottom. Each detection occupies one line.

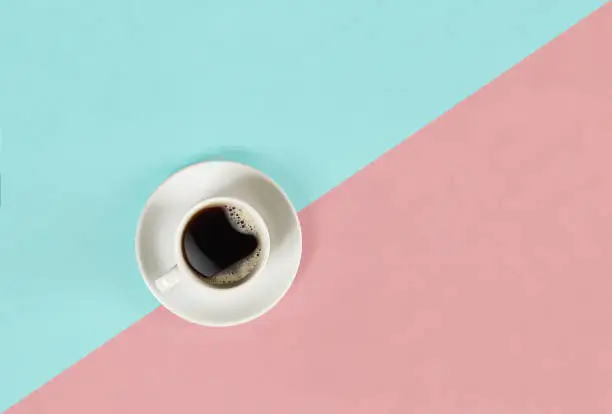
left=155, top=265, right=182, bottom=292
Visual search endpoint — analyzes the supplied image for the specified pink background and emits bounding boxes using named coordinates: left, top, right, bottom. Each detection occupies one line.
left=9, top=4, right=612, bottom=413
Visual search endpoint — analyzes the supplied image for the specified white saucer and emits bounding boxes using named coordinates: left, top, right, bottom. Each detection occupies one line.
left=135, top=161, right=302, bottom=326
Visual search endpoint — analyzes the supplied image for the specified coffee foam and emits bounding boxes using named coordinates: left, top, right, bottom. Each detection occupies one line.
left=205, top=204, right=262, bottom=287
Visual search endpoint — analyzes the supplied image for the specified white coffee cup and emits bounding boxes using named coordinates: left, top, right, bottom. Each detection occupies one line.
left=154, top=196, right=271, bottom=293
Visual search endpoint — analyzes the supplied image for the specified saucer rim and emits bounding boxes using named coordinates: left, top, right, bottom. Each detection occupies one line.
left=135, top=160, right=302, bottom=327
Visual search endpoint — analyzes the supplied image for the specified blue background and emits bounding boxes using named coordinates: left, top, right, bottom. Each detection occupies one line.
left=0, top=0, right=605, bottom=410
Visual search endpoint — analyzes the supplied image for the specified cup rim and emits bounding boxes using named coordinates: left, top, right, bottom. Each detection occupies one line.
left=173, top=196, right=271, bottom=290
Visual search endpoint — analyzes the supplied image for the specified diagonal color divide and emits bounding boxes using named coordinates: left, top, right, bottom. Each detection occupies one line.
left=7, top=3, right=612, bottom=413
left=0, top=1, right=607, bottom=409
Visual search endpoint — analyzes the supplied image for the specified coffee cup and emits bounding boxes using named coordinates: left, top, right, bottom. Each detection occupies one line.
left=154, top=196, right=271, bottom=293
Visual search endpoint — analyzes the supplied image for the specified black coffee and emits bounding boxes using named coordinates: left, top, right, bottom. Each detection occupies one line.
left=182, top=204, right=261, bottom=286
